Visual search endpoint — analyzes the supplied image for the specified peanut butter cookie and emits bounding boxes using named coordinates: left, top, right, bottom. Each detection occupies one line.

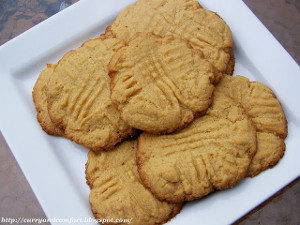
left=86, top=140, right=182, bottom=225
left=47, top=35, right=136, bottom=151
left=109, top=33, right=214, bottom=134
left=111, top=0, right=234, bottom=82
left=32, top=64, right=64, bottom=136
left=136, top=91, right=257, bottom=202
left=215, top=75, right=288, bottom=177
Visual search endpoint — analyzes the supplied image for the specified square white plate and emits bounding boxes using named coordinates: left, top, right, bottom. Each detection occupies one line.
left=0, top=0, right=299, bottom=224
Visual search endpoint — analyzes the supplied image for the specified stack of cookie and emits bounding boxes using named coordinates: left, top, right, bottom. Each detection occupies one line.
left=32, top=0, right=288, bottom=224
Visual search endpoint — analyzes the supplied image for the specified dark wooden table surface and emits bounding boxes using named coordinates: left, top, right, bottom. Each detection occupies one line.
left=0, top=0, right=299, bottom=224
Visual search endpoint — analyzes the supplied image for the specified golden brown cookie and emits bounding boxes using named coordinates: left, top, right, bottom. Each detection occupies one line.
left=86, top=140, right=182, bottom=225
left=215, top=75, right=288, bottom=177
left=111, top=0, right=234, bottom=82
left=109, top=33, right=215, bottom=134
left=32, top=64, right=64, bottom=136
left=136, top=91, right=257, bottom=203
left=47, top=35, right=136, bottom=151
